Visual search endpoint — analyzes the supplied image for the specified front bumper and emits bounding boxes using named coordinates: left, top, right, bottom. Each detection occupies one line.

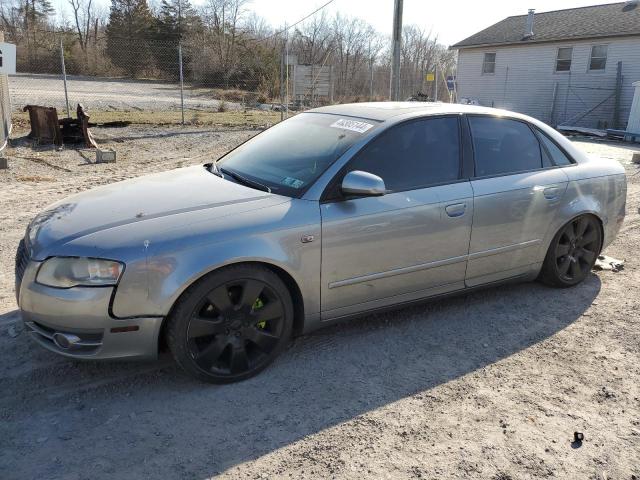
left=18, top=260, right=163, bottom=360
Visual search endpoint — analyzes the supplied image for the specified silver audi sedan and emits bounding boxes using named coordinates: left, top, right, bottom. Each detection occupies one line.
left=16, top=103, right=626, bottom=383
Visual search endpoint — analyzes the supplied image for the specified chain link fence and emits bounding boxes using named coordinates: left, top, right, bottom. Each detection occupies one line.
left=7, top=36, right=420, bottom=130
left=6, top=31, right=459, bottom=133
left=8, top=35, right=288, bottom=127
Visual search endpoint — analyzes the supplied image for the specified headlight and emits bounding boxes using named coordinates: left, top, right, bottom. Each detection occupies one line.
left=36, top=257, right=124, bottom=288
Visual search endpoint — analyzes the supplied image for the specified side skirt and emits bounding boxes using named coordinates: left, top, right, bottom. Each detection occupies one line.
left=302, top=271, right=535, bottom=335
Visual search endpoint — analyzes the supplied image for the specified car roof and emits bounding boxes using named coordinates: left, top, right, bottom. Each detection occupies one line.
left=308, top=102, right=521, bottom=122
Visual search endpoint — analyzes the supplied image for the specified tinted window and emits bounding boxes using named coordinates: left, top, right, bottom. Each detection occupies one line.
left=347, top=117, right=460, bottom=192
left=218, top=113, right=377, bottom=197
left=469, top=117, right=543, bottom=176
left=537, top=130, right=573, bottom=166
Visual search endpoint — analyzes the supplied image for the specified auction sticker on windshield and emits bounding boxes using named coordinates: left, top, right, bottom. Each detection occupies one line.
left=330, top=118, right=374, bottom=134
left=282, top=176, right=305, bottom=189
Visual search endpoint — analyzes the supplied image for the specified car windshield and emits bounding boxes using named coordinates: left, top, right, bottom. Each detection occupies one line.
left=217, top=113, right=379, bottom=197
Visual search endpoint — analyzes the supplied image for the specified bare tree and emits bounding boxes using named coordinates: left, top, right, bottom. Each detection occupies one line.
left=68, top=0, right=94, bottom=52
left=291, top=10, right=331, bottom=65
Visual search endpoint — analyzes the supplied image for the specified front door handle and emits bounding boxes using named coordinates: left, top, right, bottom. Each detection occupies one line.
left=445, top=203, right=467, bottom=218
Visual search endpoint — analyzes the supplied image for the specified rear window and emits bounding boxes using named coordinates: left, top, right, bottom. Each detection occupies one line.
left=469, top=117, right=543, bottom=177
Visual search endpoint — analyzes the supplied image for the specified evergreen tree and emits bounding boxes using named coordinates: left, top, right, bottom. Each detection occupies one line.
left=105, top=0, right=155, bottom=77
left=156, top=0, right=200, bottom=40
left=154, top=0, right=201, bottom=77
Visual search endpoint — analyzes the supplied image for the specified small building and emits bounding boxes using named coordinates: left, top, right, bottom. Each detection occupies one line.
left=450, top=2, right=640, bottom=129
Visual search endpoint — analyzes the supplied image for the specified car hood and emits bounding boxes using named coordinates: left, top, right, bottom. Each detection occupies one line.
left=27, top=165, right=287, bottom=259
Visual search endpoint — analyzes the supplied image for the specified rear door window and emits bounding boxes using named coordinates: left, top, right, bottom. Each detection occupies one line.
left=537, top=130, right=574, bottom=166
left=468, top=116, right=543, bottom=177
left=346, top=116, right=461, bottom=192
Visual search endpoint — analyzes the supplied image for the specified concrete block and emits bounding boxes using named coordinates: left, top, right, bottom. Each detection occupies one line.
left=633, top=152, right=640, bottom=164
left=96, top=149, right=116, bottom=163
left=0, top=157, right=7, bottom=169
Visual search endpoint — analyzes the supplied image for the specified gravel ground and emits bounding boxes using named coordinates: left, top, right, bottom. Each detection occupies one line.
left=9, top=73, right=241, bottom=113
left=0, top=126, right=639, bottom=479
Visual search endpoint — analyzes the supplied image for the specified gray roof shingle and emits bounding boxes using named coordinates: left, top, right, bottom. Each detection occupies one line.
left=451, top=2, right=640, bottom=49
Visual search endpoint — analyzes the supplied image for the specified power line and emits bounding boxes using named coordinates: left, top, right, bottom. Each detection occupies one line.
left=12, top=0, right=340, bottom=48
left=257, top=0, right=338, bottom=42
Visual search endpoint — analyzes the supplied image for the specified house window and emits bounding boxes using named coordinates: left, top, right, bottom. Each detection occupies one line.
left=589, top=45, right=608, bottom=71
left=555, top=47, right=573, bottom=72
left=482, top=53, right=496, bottom=74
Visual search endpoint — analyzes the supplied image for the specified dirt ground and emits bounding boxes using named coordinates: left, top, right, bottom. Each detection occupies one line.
left=0, top=125, right=639, bottom=480
left=9, top=73, right=241, bottom=113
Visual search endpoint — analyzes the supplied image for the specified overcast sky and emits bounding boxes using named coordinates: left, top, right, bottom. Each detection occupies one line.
left=55, top=0, right=624, bottom=46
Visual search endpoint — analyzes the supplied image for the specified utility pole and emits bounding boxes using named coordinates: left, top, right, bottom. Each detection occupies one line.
left=390, top=0, right=403, bottom=101
left=285, top=22, right=289, bottom=119
left=368, top=40, right=374, bottom=101
left=434, top=63, right=438, bottom=102
left=280, top=42, right=285, bottom=121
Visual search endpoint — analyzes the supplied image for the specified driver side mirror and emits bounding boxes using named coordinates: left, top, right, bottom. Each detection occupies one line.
left=341, top=170, right=387, bottom=197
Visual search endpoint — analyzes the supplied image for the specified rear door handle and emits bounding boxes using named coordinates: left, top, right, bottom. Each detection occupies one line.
left=543, top=186, right=561, bottom=200
left=445, top=203, right=467, bottom=218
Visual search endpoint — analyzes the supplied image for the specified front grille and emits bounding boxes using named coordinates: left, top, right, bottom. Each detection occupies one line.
left=15, top=238, right=30, bottom=302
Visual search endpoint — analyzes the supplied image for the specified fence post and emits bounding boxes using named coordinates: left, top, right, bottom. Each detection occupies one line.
left=279, top=43, right=284, bottom=121
left=178, top=43, right=185, bottom=126
left=613, top=61, right=623, bottom=130
left=60, top=39, right=71, bottom=119
left=550, top=82, right=559, bottom=127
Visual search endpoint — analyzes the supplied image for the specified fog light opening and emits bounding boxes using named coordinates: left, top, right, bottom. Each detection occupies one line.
left=52, top=332, right=81, bottom=349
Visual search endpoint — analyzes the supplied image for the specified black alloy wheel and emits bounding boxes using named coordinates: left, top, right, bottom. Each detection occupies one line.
left=539, top=215, right=602, bottom=287
left=167, top=265, right=293, bottom=383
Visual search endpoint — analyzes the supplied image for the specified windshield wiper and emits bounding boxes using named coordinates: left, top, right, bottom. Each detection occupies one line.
left=219, top=167, right=271, bottom=193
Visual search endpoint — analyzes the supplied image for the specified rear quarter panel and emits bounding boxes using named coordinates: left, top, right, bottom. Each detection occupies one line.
left=519, top=116, right=626, bottom=256
left=539, top=161, right=626, bottom=258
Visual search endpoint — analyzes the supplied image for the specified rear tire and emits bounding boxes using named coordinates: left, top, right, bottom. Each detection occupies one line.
left=538, top=215, right=602, bottom=288
left=166, top=265, right=293, bottom=383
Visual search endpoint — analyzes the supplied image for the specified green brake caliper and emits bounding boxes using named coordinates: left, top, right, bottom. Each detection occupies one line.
left=253, top=298, right=266, bottom=329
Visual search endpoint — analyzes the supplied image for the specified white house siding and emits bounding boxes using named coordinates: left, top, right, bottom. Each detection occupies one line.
left=456, top=36, right=640, bottom=128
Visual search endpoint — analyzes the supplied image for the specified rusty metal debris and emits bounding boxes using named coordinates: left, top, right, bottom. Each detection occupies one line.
left=23, top=105, right=62, bottom=146
left=24, top=104, right=97, bottom=148
left=60, top=104, right=98, bottom=148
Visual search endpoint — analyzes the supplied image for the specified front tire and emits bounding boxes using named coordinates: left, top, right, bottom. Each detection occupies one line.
left=166, top=265, right=293, bottom=383
left=538, top=215, right=602, bottom=288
